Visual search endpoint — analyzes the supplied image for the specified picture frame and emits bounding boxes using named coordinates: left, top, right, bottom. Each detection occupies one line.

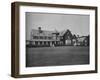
left=11, top=2, right=98, bottom=78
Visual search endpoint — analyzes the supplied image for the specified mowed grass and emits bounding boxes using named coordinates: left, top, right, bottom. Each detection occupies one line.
left=26, top=46, right=89, bottom=67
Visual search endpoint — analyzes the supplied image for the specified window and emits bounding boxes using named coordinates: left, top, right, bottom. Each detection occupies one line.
left=44, top=36, right=47, bottom=39
left=40, top=36, right=43, bottom=39
left=48, top=37, right=52, bottom=39
left=33, top=36, right=38, bottom=39
left=60, top=36, right=63, bottom=39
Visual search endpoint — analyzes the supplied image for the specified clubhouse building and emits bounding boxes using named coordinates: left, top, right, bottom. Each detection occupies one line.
left=26, top=27, right=89, bottom=47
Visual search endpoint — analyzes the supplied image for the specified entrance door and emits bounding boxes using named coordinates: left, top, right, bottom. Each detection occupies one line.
left=66, top=40, right=71, bottom=45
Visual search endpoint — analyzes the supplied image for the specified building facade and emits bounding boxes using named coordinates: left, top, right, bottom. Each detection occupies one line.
left=26, top=27, right=89, bottom=47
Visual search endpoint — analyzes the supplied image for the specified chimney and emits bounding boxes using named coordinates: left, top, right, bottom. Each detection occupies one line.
left=38, top=27, right=41, bottom=30
left=38, top=27, right=42, bottom=33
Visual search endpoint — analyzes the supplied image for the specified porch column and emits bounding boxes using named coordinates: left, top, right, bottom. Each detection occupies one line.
left=50, top=41, right=52, bottom=46
left=42, top=41, right=44, bottom=45
left=38, top=41, right=40, bottom=45
left=46, top=41, right=48, bottom=45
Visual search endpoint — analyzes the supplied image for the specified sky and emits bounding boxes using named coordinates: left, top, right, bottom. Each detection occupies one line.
left=26, top=12, right=89, bottom=40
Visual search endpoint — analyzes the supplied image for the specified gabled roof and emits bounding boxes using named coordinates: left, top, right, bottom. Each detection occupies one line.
left=77, top=36, right=87, bottom=42
left=59, top=29, right=67, bottom=36
left=31, top=28, right=70, bottom=37
left=31, top=29, right=55, bottom=37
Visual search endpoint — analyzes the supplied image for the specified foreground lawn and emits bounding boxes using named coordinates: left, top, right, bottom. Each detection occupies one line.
left=26, top=46, right=89, bottom=67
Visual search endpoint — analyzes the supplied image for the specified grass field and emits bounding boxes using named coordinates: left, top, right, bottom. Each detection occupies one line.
left=26, top=46, right=89, bottom=67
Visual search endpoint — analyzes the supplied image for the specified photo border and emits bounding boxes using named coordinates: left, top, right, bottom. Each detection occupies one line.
left=11, top=2, right=98, bottom=78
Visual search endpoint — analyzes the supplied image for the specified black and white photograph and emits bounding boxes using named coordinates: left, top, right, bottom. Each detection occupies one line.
left=26, top=12, right=90, bottom=67
left=11, top=2, right=97, bottom=78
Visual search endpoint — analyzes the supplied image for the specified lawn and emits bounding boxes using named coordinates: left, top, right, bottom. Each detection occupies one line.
left=26, top=46, right=89, bottom=67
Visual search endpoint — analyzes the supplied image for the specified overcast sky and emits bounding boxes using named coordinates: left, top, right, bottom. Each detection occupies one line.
left=26, top=12, right=89, bottom=40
